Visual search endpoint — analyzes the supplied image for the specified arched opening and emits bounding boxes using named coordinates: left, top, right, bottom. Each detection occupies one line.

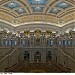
left=46, top=51, right=52, bottom=62
left=34, top=52, right=41, bottom=63
left=24, top=51, right=29, bottom=62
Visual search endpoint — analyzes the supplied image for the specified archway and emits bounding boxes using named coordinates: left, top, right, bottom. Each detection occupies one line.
left=46, top=51, right=52, bottom=62
left=34, top=52, right=41, bottom=63
left=24, top=51, right=29, bottom=61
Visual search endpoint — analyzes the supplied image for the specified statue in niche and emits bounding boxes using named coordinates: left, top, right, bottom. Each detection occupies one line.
left=34, top=29, right=41, bottom=38
left=34, top=29, right=41, bottom=46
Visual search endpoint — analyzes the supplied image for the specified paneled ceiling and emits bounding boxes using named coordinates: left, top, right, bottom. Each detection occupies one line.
left=0, top=0, right=75, bottom=27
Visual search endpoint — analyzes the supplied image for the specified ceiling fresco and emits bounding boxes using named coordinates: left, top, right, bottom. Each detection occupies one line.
left=0, top=0, right=75, bottom=27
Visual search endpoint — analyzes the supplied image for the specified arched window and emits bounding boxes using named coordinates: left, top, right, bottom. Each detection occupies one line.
left=9, top=40, right=12, bottom=45
left=14, top=40, right=17, bottom=46
left=34, top=52, right=41, bottom=63
left=63, top=40, right=66, bottom=45
left=24, top=51, right=29, bottom=61
left=58, top=41, right=61, bottom=45
left=50, top=40, right=53, bottom=46
left=68, top=40, right=70, bottom=45
left=48, top=51, right=52, bottom=59
left=5, top=40, right=8, bottom=45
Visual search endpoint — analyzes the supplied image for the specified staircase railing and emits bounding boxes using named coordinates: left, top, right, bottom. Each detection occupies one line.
left=0, top=48, right=18, bottom=71
left=0, top=48, right=17, bottom=63
left=50, top=61, right=71, bottom=72
left=58, top=47, right=75, bottom=62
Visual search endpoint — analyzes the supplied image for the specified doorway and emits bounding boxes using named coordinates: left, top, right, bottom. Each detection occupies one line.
left=46, top=51, right=52, bottom=62
left=24, top=51, right=29, bottom=61
left=34, top=52, right=41, bottom=63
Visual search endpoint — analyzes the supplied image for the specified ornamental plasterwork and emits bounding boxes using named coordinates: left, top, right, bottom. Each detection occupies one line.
left=0, top=0, right=75, bottom=27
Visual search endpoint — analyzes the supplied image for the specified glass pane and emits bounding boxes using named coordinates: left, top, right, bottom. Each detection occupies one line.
left=14, top=40, right=17, bottom=45
left=68, top=41, right=70, bottom=45
left=6, top=40, right=8, bottom=45
left=63, top=40, right=66, bottom=45
left=58, top=41, right=61, bottom=45
left=50, top=40, right=53, bottom=45
left=9, top=40, right=12, bottom=45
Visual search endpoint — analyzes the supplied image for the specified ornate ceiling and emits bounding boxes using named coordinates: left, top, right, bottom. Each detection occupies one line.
left=0, top=0, right=75, bottom=27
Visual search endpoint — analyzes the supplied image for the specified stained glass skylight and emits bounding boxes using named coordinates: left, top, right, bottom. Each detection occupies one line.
left=56, top=2, right=72, bottom=9
left=50, top=8, right=61, bottom=14
left=28, top=0, right=48, bottom=5
left=4, top=1, right=20, bottom=9
left=15, top=8, right=26, bottom=14
left=32, top=7, right=44, bottom=12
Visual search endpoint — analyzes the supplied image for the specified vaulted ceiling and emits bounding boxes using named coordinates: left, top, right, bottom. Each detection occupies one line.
left=0, top=0, right=75, bottom=27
